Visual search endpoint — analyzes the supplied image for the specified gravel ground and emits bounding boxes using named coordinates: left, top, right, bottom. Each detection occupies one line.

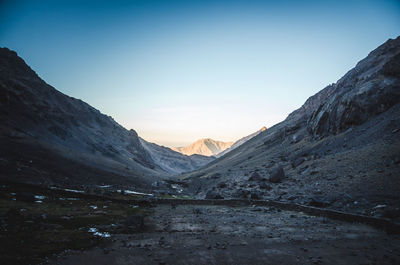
left=50, top=204, right=400, bottom=265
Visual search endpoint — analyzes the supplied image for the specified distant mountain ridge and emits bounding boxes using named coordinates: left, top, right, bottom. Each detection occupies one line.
left=172, top=138, right=233, bottom=156
left=139, top=138, right=214, bottom=174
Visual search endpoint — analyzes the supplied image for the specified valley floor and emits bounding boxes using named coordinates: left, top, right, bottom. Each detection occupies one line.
left=52, top=204, right=400, bottom=265
left=1, top=183, right=399, bottom=265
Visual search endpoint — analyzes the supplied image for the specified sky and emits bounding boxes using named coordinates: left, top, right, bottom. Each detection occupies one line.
left=0, top=0, right=399, bottom=147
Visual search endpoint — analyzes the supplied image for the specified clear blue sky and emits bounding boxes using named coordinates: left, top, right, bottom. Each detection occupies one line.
left=1, top=0, right=399, bottom=147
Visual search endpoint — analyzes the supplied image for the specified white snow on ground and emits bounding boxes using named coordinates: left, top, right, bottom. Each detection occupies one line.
left=88, top=228, right=111, bottom=238
left=117, top=189, right=153, bottom=196
left=64, top=189, right=84, bottom=193
left=98, top=185, right=111, bottom=188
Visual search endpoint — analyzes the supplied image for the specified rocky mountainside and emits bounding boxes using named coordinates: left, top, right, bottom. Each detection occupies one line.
left=0, top=48, right=212, bottom=188
left=172, top=138, right=233, bottom=156
left=216, top=126, right=267, bottom=158
left=182, top=37, right=400, bottom=219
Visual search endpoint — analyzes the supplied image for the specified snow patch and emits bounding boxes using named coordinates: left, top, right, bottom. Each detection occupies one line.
left=64, top=189, right=84, bottom=193
left=117, top=189, right=153, bottom=196
left=88, top=227, right=111, bottom=238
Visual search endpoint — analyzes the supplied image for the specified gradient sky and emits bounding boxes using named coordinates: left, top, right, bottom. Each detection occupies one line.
left=1, top=0, right=399, bottom=147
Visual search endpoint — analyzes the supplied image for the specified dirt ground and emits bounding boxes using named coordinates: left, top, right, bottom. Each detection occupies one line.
left=50, top=204, right=400, bottom=265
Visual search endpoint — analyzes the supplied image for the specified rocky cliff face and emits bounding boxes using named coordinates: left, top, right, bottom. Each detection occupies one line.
left=306, top=38, right=400, bottom=138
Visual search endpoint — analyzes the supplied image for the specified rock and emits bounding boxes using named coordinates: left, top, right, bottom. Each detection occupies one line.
left=217, top=182, right=227, bottom=188
left=308, top=196, right=332, bottom=208
left=291, top=134, right=301, bottom=143
left=193, top=208, right=203, bottom=215
left=291, top=157, right=305, bottom=168
left=248, top=172, right=266, bottom=182
left=16, top=192, right=35, bottom=202
left=210, top=173, right=222, bottom=179
left=124, top=214, right=145, bottom=231
left=264, top=161, right=275, bottom=168
left=259, top=182, right=272, bottom=190
left=205, top=190, right=224, bottom=199
left=232, top=189, right=250, bottom=199
left=269, top=166, right=285, bottom=183
left=250, top=191, right=262, bottom=200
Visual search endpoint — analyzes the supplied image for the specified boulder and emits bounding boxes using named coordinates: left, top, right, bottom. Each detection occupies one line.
left=269, top=166, right=285, bottom=183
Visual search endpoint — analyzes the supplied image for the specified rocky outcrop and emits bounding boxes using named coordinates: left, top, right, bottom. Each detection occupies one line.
left=307, top=37, right=400, bottom=138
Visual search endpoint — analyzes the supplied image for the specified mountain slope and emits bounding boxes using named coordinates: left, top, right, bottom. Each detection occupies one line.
left=172, top=138, right=233, bottom=156
left=216, top=126, right=267, bottom=158
left=182, top=37, right=400, bottom=218
left=0, top=48, right=211, bottom=188
left=139, top=138, right=214, bottom=174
